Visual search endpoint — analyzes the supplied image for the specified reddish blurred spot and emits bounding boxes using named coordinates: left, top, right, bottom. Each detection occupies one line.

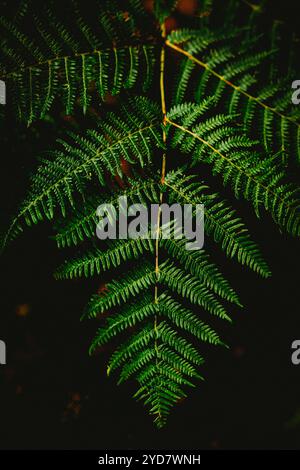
left=177, top=0, right=198, bottom=15
left=233, top=346, right=245, bottom=358
left=143, top=0, right=154, bottom=13
left=62, top=392, right=82, bottom=422
left=176, top=397, right=186, bottom=405
left=88, top=107, right=101, bottom=119
left=16, top=385, right=23, bottom=395
left=61, top=114, right=77, bottom=124
left=120, top=157, right=132, bottom=177
left=16, top=303, right=31, bottom=317
left=210, top=439, right=220, bottom=449
left=72, top=404, right=81, bottom=416
left=165, top=16, right=178, bottom=34
left=114, top=174, right=126, bottom=189
left=199, top=10, right=211, bottom=18
left=97, top=283, right=108, bottom=296
left=122, top=11, right=130, bottom=22
left=103, top=93, right=118, bottom=106
left=71, top=393, right=81, bottom=402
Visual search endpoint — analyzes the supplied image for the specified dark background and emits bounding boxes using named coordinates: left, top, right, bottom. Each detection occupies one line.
left=0, top=0, right=300, bottom=450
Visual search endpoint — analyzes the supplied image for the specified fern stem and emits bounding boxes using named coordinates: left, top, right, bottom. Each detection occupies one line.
left=165, top=40, right=300, bottom=130
left=152, top=23, right=168, bottom=426
left=64, top=57, right=71, bottom=113
left=1, top=43, right=158, bottom=79
left=28, top=66, right=33, bottom=126
left=154, top=23, right=167, bottom=285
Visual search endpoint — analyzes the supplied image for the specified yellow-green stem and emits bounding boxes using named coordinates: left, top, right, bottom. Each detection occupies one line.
left=165, top=39, right=300, bottom=129
left=154, top=23, right=167, bottom=307
left=153, top=24, right=167, bottom=423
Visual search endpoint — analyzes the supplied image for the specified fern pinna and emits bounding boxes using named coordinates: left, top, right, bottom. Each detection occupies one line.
left=1, top=0, right=300, bottom=427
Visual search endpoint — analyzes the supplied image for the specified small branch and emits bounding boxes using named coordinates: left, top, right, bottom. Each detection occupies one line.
left=166, top=117, right=298, bottom=216
left=165, top=40, right=300, bottom=129
left=1, top=43, right=159, bottom=79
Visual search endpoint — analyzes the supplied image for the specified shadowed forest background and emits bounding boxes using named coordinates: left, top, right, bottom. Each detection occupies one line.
left=0, top=0, right=300, bottom=449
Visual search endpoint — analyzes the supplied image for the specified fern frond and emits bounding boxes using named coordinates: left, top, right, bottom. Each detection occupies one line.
left=55, top=238, right=155, bottom=279
left=105, top=317, right=208, bottom=428
left=86, top=263, right=156, bottom=317
left=167, top=27, right=300, bottom=161
left=158, top=293, right=223, bottom=345
left=160, top=237, right=241, bottom=305
left=165, top=171, right=271, bottom=277
left=2, top=98, right=162, bottom=248
left=90, top=297, right=157, bottom=351
left=0, top=1, right=158, bottom=123
left=160, top=261, right=231, bottom=321
left=167, top=108, right=300, bottom=237
left=53, top=178, right=160, bottom=248
left=3, top=1, right=300, bottom=429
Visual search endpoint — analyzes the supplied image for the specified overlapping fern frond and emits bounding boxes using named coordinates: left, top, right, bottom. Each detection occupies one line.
left=167, top=105, right=300, bottom=236
left=1, top=0, right=300, bottom=427
left=2, top=97, right=162, bottom=245
left=83, top=253, right=230, bottom=427
left=0, top=0, right=158, bottom=124
left=167, top=17, right=300, bottom=162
